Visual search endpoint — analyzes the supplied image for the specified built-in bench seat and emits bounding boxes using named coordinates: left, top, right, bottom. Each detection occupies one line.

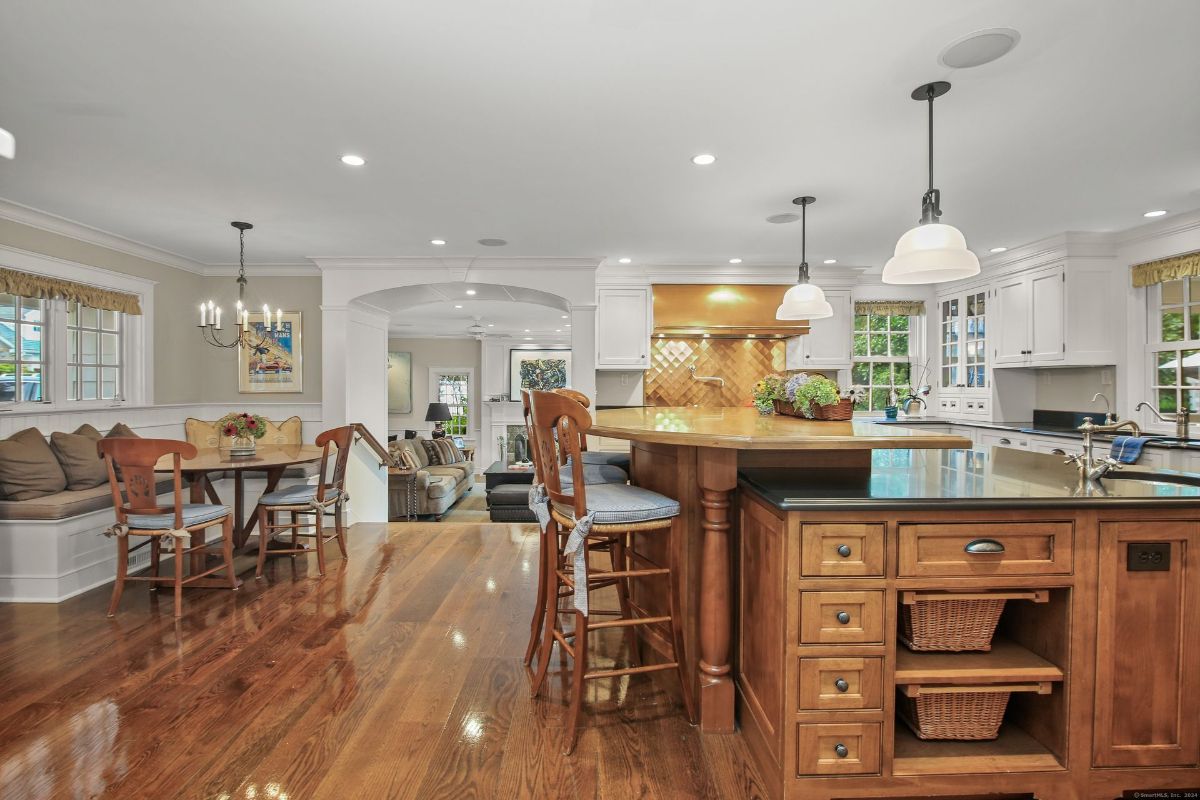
left=0, top=478, right=175, bottom=521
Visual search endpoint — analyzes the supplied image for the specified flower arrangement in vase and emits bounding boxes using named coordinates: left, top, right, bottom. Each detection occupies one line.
left=755, top=372, right=856, bottom=420
left=218, top=411, right=268, bottom=456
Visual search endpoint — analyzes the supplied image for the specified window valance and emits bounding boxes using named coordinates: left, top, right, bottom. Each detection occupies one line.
left=1131, top=251, right=1200, bottom=288
left=0, top=267, right=142, bottom=315
left=854, top=300, right=925, bottom=316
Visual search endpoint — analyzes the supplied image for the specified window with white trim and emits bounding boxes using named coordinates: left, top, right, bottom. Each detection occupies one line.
left=0, top=293, right=46, bottom=403
left=851, top=312, right=916, bottom=412
left=432, top=370, right=471, bottom=437
left=66, top=301, right=123, bottom=401
left=1148, top=278, right=1200, bottom=415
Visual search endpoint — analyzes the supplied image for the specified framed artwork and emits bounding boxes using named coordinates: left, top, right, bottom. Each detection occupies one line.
left=509, top=348, right=571, bottom=395
left=387, top=351, right=413, bottom=413
left=238, top=312, right=303, bottom=393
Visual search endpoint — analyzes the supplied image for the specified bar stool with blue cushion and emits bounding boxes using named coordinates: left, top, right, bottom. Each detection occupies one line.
left=527, top=389, right=696, bottom=755
left=97, top=437, right=238, bottom=618
left=521, top=390, right=631, bottom=670
left=551, top=387, right=632, bottom=473
left=254, top=425, right=353, bottom=579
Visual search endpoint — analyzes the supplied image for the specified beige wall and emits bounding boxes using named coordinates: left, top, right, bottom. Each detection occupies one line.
left=197, top=274, right=323, bottom=403
left=0, top=217, right=322, bottom=405
left=387, top=337, right=482, bottom=438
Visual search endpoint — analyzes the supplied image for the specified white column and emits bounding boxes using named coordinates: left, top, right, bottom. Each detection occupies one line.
left=570, top=304, right=598, bottom=405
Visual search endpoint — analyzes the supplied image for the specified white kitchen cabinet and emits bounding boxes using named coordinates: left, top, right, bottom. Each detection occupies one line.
left=992, top=261, right=1116, bottom=368
left=936, top=287, right=991, bottom=418
left=596, top=287, right=651, bottom=369
left=979, top=429, right=1032, bottom=452
left=793, top=290, right=852, bottom=369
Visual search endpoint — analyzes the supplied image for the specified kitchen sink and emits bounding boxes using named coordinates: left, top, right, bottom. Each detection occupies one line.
left=1106, top=470, right=1200, bottom=487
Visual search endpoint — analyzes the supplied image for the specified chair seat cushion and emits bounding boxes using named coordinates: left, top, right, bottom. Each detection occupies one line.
left=581, top=451, right=631, bottom=472
left=127, top=504, right=229, bottom=530
left=259, top=485, right=340, bottom=506
left=559, top=460, right=628, bottom=487
left=552, top=483, right=680, bottom=526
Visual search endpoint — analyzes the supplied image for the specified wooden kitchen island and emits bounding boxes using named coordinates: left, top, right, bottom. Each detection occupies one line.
left=589, top=406, right=971, bottom=735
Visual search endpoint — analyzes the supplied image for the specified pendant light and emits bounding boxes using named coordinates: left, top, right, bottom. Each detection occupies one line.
left=776, top=196, right=833, bottom=320
left=882, top=81, right=980, bottom=285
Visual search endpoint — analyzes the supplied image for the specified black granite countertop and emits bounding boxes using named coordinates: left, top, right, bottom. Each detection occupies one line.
left=870, top=417, right=1200, bottom=451
left=738, top=447, right=1200, bottom=510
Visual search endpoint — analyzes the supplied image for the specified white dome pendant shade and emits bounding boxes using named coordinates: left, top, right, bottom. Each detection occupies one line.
left=882, top=82, right=980, bottom=286
left=0, top=127, right=13, bottom=160
left=776, top=195, right=834, bottom=320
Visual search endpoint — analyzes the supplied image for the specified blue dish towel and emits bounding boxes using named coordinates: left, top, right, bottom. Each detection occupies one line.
left=1110, top=436, right=1149, bottom=465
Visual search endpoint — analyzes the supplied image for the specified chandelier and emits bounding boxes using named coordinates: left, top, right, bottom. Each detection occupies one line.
left=198, top=221, right=281, bottom=349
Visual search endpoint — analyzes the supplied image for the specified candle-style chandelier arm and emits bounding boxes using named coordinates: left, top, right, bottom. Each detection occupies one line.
left=198, top=220, right=282, bottom=350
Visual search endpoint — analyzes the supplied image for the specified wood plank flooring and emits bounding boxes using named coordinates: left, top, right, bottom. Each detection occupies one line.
left=0, top=518, right=768, bottom=800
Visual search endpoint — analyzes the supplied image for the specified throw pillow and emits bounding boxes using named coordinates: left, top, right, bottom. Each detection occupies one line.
left=50, top=425, right=108, bottom=490
left=398, top=449, right=420, bottom=471
left=0, top=428, right=69, bottom=501
left=421, top=439, right=442, bottom=465
left=261, top=416, right=302, bottom=445
left=184, top=418, right=220, bottom=448
left=434, top=439, right=463, bottom=464
left=106, top=422, right=140, bottom=439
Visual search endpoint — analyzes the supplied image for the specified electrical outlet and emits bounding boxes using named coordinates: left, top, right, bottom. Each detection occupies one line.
left=621, top=373, right=629, bottom=386
left=1101, top=369, right=1114, bottom=386
left=1041, top=371, right=1052, bottom=386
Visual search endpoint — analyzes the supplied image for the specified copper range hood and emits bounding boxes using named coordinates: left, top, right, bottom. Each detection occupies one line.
left=652, top=284, right=810, bottom=339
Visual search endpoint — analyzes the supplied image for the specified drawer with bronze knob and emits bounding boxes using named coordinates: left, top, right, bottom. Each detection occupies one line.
left=798, top=590, right=885, bottom=644
left=797, top=657, right=884, bottom=711
left=800, top=523, right=885, bottom=577
left=795, top=722, right=881, bottom=776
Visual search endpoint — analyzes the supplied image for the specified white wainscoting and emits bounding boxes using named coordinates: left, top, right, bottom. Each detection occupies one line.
left=0, top=402, right=323, bottom=603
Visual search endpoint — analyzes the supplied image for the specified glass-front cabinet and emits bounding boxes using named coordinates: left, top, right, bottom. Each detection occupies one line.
left=937, top=286, right=991, bottom=419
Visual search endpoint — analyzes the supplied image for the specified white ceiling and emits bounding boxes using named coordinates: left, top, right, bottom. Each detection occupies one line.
left=1, top=1, right=1198, bottom=272
left=363, top=281, right=571, bottom=336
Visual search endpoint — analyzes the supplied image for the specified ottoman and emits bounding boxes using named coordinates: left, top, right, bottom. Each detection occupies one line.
left=486, top=482, right=537, bottom=523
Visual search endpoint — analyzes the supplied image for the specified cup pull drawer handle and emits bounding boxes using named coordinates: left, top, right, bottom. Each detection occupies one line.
left=836, top=611, right=851, bottom=624
left=834, top=678, right=849, bottom=692
left=965, top=538, right=1006, bottom=554
left=836, top=544, right=852, bottom=558
left=834, top=743, right=849, bottom=758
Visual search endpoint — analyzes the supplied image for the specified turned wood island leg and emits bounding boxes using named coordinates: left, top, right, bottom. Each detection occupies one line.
left=697, top=447, right=738, bottom=733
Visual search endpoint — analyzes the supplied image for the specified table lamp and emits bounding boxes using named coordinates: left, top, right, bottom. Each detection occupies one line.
left=425, top=402, right=452, bottom=439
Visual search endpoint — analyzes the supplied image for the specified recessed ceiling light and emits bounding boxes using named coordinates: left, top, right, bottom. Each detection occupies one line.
left=989, top=246, right=1008, bottom=253
left=465, top=289, right=476, bottom=295
left=430, top=239, right=446, bottom=246
left=555, top=329, right=562, bottom=333
left=702, top=333, right=711, bottom=338
left=524, top=329, right=530, bottom=332
left=565, top=324, right=572, bottom=328
left=618, top=257, right=632, bottom=264
left=823, top=259, right=837, bottom=264
left=691, top=154, right=717, bottom=166
left=523, top=337, right=532, bottom=340
left=729, top=258, right=742, bottom=264
left=487, top=323, right=494, bottom=327
left=1144, top=209, right=1168, bottom=218
left=560, top=314, right=568, bottom=319
left=767, top=213, right=800, bottom=224
left=939, top=28, right=1021, bottom=70
left=454, top=304, right=463, bottom=309
left=478, top=238, right=507, bottom=246
left=340, top=154, right=366, bottom=166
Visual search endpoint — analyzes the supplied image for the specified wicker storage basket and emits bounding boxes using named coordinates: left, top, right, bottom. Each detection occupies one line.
left=773, top=398, right=855, bottom=421
left=897, top=685, right=1014, bottom=741
left=899, top=594, right=1007, bottom=652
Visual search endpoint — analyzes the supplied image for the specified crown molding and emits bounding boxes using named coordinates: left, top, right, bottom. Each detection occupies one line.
left=0, top=197, right=209, bottom=274
left=1115, top=207, right=1200, bottom=247
left=202, top=262, right=320, bottom=278
left=308, top=256, right=600, bottom=272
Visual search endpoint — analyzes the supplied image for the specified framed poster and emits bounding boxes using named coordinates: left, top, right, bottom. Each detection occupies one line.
left=239, top=312, right=303, bottom=393
left=387, top=351, right=413, bottom=413
left=509, top=348, right=571, bottom=395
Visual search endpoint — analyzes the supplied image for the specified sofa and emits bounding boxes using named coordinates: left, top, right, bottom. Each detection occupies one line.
left=388, top=436, right=474, bottom=520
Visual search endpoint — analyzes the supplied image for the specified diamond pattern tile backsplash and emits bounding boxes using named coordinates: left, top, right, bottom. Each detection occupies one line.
left=643, top=338, right=787, bottom=407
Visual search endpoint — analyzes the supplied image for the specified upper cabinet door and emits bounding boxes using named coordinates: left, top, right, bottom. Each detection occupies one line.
left=993, top=275, right=1031, bottom=365
left=1028, top=265, right=1066, bottom=363
left=938, top=296, right=963, bottom=388
left=802, top=290, right=852, bottom=369
left=596, top=287, right=651, bottom=369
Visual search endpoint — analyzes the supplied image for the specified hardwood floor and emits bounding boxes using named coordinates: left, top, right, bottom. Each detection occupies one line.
left=0, top=520, right=768, bottom=799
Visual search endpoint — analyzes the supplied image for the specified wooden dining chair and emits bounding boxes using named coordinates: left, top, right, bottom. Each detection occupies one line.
left=98, top=438, right=238, bottom=618
left=253, top=425, right=353, bottom=579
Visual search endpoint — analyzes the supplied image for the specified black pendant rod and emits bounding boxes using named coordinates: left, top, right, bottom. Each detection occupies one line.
left=791, top=195, right=815, bottom=284
left=910, top=81, right=950, bottom=225
left=927, top=85, right=935, bottom=193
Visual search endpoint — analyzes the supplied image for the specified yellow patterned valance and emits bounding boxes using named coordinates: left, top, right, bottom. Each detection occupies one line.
left=854, top=300, right=925, bottom=317
left=0, top=267, right=142, bottom=315
left=1131, top=251, right=1200, bottom=288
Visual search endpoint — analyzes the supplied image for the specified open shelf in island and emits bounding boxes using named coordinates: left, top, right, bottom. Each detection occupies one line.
left=893, top=723, right=1065, bottom=776
left=894, top=637, right=1065, bottom=686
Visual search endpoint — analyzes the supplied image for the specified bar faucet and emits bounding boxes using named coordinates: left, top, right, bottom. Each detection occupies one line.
left=688, top=365, right=725, bottom=388
left=1065, top=416, right=1142, bottom=482
left=1090, top=392, right=1116, bottom=425
left=1135, top=401, right=1192, bottom=440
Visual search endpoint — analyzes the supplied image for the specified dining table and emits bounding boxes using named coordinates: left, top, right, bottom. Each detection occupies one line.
left=154, top=443, right=325, bottom=578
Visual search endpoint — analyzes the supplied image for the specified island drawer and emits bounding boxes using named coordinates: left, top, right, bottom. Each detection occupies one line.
left=898, top=522, right=1072, bottom=577
left=795, top=722, right=881, bottom=776
left=800, top=523, right=884, bottom=577
left=799, top=591, right=885, bottom=644
left=798, top=657, right=883, bottom=711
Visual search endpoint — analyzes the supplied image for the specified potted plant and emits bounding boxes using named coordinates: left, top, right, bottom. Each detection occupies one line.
left=752, top=374, right=787, bottom=415
left=773, top=373, right=855, bottom=420
left=219, top=411, right=268, bottom=456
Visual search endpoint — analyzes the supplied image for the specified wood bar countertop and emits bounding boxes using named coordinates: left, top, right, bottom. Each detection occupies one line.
left=592, top=406, right=972, bottom=450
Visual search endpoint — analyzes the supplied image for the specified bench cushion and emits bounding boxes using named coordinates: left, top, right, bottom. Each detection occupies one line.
left=0, top=477, right=176, bottom=521
left=552, top=483, right=680, bottom=526
left=0, top=428, right=69, bottom=501
left=127, top=504, right=229, bottom=530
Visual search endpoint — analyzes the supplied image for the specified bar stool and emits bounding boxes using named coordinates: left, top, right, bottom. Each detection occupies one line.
left=253, top=425, right=353, bottom=579
left=551, top=387, right=631, bottom=472
left=98, top=438, right=238, bottom=618
left=527, top=389, right=696, bottom=754
left=521, top=389, right=629, bottom=668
